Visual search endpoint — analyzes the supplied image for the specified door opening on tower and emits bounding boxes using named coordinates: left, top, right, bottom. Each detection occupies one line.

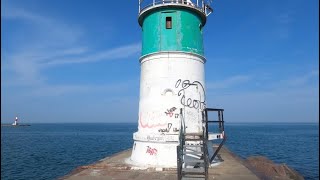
left=166, top=17, right=172, bottom=29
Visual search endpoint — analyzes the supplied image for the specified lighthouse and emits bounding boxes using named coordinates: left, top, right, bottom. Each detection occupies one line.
left=12, top=116, right=18, bottom=126
left=130, top=0, right=214, bottom=167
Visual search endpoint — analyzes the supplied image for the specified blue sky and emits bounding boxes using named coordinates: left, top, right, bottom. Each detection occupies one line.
left=1, top=0, right=319, bottom=123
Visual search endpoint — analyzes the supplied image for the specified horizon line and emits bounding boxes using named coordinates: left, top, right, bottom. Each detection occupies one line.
left=1, top=121, right=319, bottom=124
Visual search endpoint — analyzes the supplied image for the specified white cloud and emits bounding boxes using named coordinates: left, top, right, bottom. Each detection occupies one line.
left=1, top=5, right=141, bottom=89
left=43, top=42, right=141, bottom=66
left=2, top=42, right=140, bottom=88
left=206, top=83, right=318, bottom=122
left=269, top=70, right=319, bottom=89
left=285, top=70, right=319, bottom=86
left=205, top=70, right=319, bottom=122
left=207, top=75, right=252, bottom=90
left=2, top=6, right=83, bottom=46
left=25, top=79, right=139, bottom=97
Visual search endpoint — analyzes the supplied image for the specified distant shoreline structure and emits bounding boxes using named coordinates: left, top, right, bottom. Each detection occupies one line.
left=1, top=124, right=31, bottom=127
left=1, top=116, right=31, bottom=127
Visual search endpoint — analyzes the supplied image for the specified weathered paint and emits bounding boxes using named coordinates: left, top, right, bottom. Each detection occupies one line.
left=130, top=2, right=208, bottom=168
left=130, top=52, right=206, bottom=167
left=141, top=7, right=204, bottom=56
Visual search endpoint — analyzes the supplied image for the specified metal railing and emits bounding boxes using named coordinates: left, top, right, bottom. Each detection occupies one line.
left=138, top=0, right=213, bottom=16
left=177, top=107, right=225, bottom=179
left=202, top=126, right=209, bottom=179
left=202, top=108, right=226, bottom=163
left=177, top=108, right=185, bottom=180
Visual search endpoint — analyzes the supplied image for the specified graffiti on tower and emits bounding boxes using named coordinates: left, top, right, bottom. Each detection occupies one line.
left=175, top=79, right=206, bottom=110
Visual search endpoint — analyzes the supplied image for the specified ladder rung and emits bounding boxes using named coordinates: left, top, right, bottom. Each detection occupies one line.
left=185, top=139, right=203, bottom=141
left=183, top=151, right=203, bottom=155
left=184, top=148, right=203, bottom=153
left=182, top=167, right=205, bottom=174
left=182, top=177, right=205, bottom=180
left=183, top=159, right=205, bottom=163
left=185, top=133, right=203, bottom=136
left=184, top=144, right=203, bottom=147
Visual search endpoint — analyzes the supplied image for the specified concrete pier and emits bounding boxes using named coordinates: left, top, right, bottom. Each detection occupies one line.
left=60, top=146, right=260, bottom=180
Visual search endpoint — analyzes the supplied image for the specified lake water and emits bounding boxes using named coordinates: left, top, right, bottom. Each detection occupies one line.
left=1, top=123, right=319, bottom=180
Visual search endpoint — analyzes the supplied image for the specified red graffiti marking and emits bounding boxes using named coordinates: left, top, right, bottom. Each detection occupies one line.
left=146, top=146, right=158, bottom=155
left=165, top=107, right=177, bottom=117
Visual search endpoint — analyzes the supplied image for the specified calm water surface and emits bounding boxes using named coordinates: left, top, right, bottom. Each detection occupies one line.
left=1, top=123, right=319, bottom=180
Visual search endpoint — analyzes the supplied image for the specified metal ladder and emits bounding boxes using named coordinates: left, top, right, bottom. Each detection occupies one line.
left=177, top=108, right=208, bottom=180
left=177, top=108, right=226, bottom=180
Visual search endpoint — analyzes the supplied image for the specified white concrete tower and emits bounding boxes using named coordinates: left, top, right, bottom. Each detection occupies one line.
left=130, top=0, right=213, bottom=167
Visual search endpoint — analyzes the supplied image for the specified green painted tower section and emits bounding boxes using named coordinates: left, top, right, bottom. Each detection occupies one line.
left=138, top=6, right=207, bottom=57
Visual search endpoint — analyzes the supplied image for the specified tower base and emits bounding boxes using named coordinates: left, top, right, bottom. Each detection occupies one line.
left=129, top=132, right=179, bottom=167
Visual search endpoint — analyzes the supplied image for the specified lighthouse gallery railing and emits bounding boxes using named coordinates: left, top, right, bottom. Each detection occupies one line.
left=138, top=0, right=213, bottom=16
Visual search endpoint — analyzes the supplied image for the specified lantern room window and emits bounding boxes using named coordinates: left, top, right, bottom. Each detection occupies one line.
left=166, top=17, right=172, bottom=29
